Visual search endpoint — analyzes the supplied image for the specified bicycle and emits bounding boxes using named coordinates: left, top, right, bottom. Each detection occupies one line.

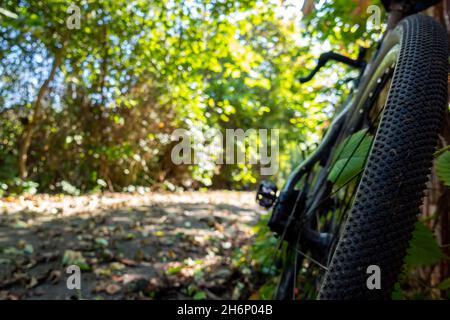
left=256, top=0, right=448, bottom=299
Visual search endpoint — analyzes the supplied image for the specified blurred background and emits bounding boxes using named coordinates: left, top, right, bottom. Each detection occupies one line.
left=0, top=0, right=382, bottom=193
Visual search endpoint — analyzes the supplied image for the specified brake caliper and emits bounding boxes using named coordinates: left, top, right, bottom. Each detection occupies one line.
left=256, top=181, right=305, bottom=243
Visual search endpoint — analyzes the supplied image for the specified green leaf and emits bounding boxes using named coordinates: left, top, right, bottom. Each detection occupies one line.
left=437, top=278, right=450, bottom=290
left=23, top=244, right=34, bottom=254
left=62, top=250, right=90, bottom=271
left=434, top=145, right=450, bottom=157
left=166, top=265, right=183, bottom=275
left=436, top=150, right=450, bottom=187
left=404, top=220, right=445, bottom=269
left=0, top=7, right=18, bottom=19
left=328, top=129, right=373, bottom=185
left=193, top=291, right=207, bottom=300
left=13, top=221, right=28, bottom=229
left=391, top=282, right=404, bottom=300
left=95, top=237, right=109, bottom=247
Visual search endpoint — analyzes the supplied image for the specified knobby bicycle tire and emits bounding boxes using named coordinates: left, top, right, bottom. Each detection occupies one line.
left=318, top=14, right=448, bottom=299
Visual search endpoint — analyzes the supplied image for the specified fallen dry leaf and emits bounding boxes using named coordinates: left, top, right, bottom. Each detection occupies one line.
left=105, top=283, right=121, bottom=295
left=27, top=277, right=38, bottom=289
left=48, top=270, right=61, bottom=284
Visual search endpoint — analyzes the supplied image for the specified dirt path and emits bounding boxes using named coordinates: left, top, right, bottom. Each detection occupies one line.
left=0, top=191, right=261, bottom=300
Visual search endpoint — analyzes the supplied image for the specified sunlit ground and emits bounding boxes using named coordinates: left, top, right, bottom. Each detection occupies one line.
left=0, top=191, right=261, bottom=300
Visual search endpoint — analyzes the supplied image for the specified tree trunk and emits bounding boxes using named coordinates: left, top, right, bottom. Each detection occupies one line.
left=18, top=50, right=62, bottom=179
left=302, top=0, right=314, bottom=16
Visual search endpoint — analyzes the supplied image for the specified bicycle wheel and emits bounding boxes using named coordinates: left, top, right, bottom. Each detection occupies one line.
left=274, top=14, right=448, bottom=300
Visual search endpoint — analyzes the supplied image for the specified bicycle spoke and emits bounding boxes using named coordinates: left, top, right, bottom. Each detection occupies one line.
left=296, top=249, right=328, bottom=271
left=302, top=76, right=390, bottom=221
left=268, top=170, right=313, bottom=280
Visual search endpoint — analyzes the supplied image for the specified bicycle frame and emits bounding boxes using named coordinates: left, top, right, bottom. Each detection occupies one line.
left=283, top=0, right=415, bottom=195
left=271, top=2, right=408, bottom=250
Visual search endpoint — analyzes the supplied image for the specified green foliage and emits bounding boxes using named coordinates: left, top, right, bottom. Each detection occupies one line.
left=393, top=219, right=447, bottom=300
left=0, top=113, right=21, bottom=182
left=234, top=212, right=279, bottom=299
left=60, top=180, right=81, bottom=196
left=0, top=0, right=360, bottom=192
left=391, top=282, right=405, bottom=300
left=438, top=278, right=450, bottom=290
left=62, top=249, right=90, bottom=271
left=404, top=220, right=445, bottom=270
left=328, top=129, right=373, bottom=185
left=0, top=178, right=39, bottom=196
left=436, top=150, right=450, bottom=187
left=249, top=278, right=278, bottom=300
left=248, top=213, right=279, bottom=274
left=302, top=0, right=384, bottom=48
